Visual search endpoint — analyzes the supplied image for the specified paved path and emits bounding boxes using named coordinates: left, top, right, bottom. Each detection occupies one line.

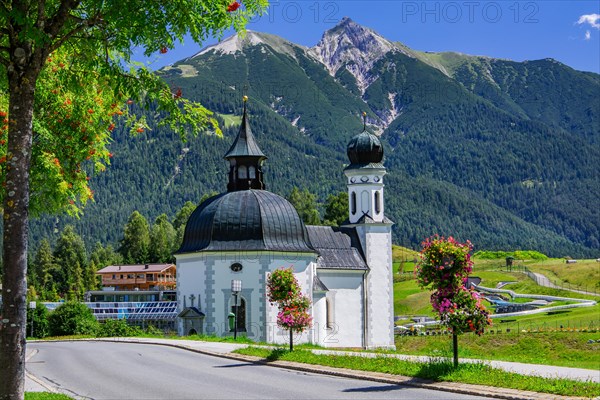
left=529, top=272, right=598, bottom=297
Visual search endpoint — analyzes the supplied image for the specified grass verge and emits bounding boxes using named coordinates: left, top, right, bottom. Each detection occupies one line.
left=25, top=393, right=72, bottom=400
left=235, top=347, right=600, bottom=398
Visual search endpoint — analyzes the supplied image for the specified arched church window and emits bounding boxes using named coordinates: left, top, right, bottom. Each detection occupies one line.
left=230, top=297, right=246, bottom=332
left=351, top=192, right=356, bottom=215
left=375, top=191, right=381, bottom=214
left=248, top=166, right=256, bottom=179
left=361, top=190, right=369, bottom=214
left=238, top=165, right=247, bottom=179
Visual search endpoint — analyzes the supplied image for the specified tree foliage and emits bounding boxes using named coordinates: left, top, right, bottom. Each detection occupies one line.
left=173, top=200, right=197, bottom=251
left=323, top=192, right=348, bottom=226
left=149, top=213, right=176, bottom=263
left=119, top=211, right=150, bottom=264
left=0, top=1, right=267, bottom=397
left=287, top=187, right=321, bottom=225
left=53, top=226, right=88, bottom=300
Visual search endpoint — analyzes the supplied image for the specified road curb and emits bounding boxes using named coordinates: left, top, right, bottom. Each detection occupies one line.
left=30, top=338, right=589, bottom=400
left=25, top=348, right=58, bottom=393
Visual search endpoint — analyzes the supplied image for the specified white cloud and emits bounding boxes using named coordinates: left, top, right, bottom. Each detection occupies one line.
left=577, top=14, right=600, bottom=29
left=585, top=30, right=591, bottom=40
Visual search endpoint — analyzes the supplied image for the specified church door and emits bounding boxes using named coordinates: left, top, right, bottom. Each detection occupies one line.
left=230, top=297, right=246, bottom=332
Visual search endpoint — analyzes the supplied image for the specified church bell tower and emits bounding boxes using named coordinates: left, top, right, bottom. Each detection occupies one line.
left=224, top=96, right=267, bottom=192
left=344, top=112, right=395, bottom=349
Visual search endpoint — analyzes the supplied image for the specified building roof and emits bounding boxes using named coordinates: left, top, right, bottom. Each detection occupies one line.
left=313, top=275, right=329, bottom=292
left=96, top=264, right=175, bottom=274
left=341, top=215, right=394, bottom=225
left=177, top=190, right=316, bottom=254
left=306, top=225, right=368, bottom=270
left=177, top=307, right=206, bottom=318
left=223, top=101, right=266, bottom=160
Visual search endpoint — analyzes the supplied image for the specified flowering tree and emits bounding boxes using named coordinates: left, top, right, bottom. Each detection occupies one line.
left=267, top=267, right=312, bottom=351
left=0, top=1, right=266, bottom=398
left=415, top=236, right=492, bottom=366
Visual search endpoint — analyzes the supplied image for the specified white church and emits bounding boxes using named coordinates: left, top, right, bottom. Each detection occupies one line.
left=175, top=99, right=395, bottom=349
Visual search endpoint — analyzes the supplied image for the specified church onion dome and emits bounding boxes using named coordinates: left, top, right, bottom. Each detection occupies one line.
left=176, top=189, right=316, bottom=254
left=346, top=112, right=384, bottom=168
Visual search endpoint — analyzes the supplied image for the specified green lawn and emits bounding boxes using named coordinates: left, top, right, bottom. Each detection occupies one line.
left=392, top=256, right=600, bottom=370
left=393, top=280, right=433, bottom=317
left=395, top=331, right=600, bottom=370
left=526, top=259, right=600, bottom=293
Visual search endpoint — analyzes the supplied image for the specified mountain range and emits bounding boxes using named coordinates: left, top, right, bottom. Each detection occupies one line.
left=31, top=17, right=600, bottom=257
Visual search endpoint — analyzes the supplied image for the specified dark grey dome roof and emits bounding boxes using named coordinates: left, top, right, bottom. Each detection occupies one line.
left=347, top=131, right=383, bottom=165
left=177, top=190, right=315, bottom=254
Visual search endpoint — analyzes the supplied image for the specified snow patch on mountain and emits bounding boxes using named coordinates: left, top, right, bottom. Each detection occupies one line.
left=192, top=31, right=303, bottom=60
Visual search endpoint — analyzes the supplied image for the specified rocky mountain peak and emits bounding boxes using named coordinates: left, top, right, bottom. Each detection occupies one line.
left=309, top=17, right=399, bottom=92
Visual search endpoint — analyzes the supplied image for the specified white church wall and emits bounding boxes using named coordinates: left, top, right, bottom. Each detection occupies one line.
left=317, top=270, right=365, bottom=348
left=264, top=256, right=315, bottom=345
left=311, top=292, right=327, bottom=345
left=176, top=251, right=316, bottom=342
left=176, top=254, right=207, bottom=336
left=356, top=225, right=395, bottom=349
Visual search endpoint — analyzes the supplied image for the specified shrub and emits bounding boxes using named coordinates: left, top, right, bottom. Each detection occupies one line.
left=96, top=318, right=142, bottom=337
left=144, top=324, right=164, bottom=336
left=26, top=303, right=50, bottom=338
left=48, top=301, right=98, bottom=336
left=473, top=250, right=548, bottom=260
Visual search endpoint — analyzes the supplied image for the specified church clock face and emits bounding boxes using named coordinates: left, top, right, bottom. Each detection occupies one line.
left=230, top=263, right=243, bottom=272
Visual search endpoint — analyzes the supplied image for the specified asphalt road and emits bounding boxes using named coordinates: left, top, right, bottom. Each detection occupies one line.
left=27, top=341, right=488, bottom=399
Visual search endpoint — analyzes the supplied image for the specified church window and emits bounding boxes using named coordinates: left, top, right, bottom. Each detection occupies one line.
left=375, top=191, right=381, bottom=214
left=238, top=165, right=247, bottom=179
left=248, top=166, right=256, bottom=179
left=230, top=263, right=243, bottom=272
left=351, top=192, right=356, bottom=215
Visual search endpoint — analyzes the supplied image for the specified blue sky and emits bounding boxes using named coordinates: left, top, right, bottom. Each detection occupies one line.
left=149, top=1, right=600, bottom=73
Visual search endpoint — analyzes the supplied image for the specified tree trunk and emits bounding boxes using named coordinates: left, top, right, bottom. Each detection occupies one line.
left=0, top=61, right=38, bottom=400
left=289, top=329, right=293, bottom=352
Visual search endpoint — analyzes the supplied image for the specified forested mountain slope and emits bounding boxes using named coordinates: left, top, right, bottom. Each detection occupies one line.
left=29, top=18, right=599, bottom=257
